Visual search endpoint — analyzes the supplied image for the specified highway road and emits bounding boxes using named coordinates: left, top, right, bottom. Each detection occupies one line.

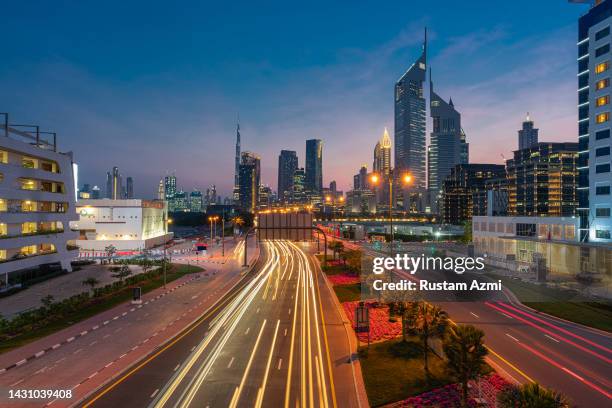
left=83, top=240, right=364, bottom=408
left=361, top=242, right=612, bottom=407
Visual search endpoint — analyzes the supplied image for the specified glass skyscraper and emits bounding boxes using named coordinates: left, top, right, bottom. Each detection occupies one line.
left=305, top=139, right=323, bottom=193
left=278, top=150, right=298, bottom=202
left=394, top=30, right=427, bottom=191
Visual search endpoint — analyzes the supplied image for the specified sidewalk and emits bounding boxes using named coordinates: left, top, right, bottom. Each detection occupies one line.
left=0, top=240, right=259, bottom=408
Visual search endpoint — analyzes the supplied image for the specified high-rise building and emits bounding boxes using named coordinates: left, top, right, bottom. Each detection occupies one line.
left=441, top=164, right=506, bottom=225
left=278, top=150, right=298, bottom=202
left=233, top=121, right=241, bottom=203
left=210, top=185, right=217, bottom=205
left=189, top=190, right=203, bottom=212
left=428, top=73, right=469, bottom=204
left=126, top=177, right=134, bottom=199
left=164, top=174, right=176, bottom=201
left=575, top=0, right=612, bottom=243
left=373, top=128, right=392, bottom=176
left=394, top=29, right=427, bottom=190
left=106, top=167, right=122, bottom=199
left=518, top=113, right=539, bottom=150
left=157, top=179, right=165, bottom=200
left=329, top=180, right=337, bottom=193
left=292, top=168, right=306, bottom=203
left=507, top=142, right=579, bottom=217
left=353, top=165, right=368, bottom=190
left=258, top=185, right=272, bottom=208
left=173, top=190, right=188, bottom=212
left=305, top=139, right=323, bottom=193
left=238, top=151, right=261, bottom=212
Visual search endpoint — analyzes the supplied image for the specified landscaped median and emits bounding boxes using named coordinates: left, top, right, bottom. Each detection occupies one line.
left=318, top=246, right=567, bottom=408
left=0, top=262, right=204, bottom=354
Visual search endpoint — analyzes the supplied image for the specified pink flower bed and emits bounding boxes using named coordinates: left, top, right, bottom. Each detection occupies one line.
left=327, top=273, right=360, bottom=286
left=343, top=301, right=402, bottom=342
left=385, top=374, right=511, bottom=408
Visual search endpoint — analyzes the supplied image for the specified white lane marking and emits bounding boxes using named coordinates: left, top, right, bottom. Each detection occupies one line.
left=288, top=308, right=291, bottom=315
left=73, top=348, right=83, bottom=354
left=244, top=327, right=250, bottom=335
left=277, top=358, right=283, bottom=370
left=150, top=388, right=159, bottom=398
left=284, top=328, right=288, bottom=336
left=545, top=334, right=560, bottom=343
left=104, top=362, right=113, bottom=368
left=500, top=312, right=513, bottom=319
left=227, top=357, right=235, bottom=369
left=88, top=372, right=98, bottom=379
left=103, top=334, right=111, bottom=339
left=10, top=379, right=24, bottom=386
left=470, top=312, right=480, bottom=319
left=52, top=344, right=61, bottom=349
left=174, top=364, right=180, bottom=371
left=89, top=341, right=98, bottom=346
left=506, top=333, right=519, bottom=342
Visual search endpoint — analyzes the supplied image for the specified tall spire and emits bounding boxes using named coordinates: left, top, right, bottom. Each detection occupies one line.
left=234, top=114, right=241, bottom=190
left=423, top=27, right=427, bottom=64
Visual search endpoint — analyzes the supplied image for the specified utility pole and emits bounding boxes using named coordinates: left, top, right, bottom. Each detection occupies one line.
left=222, top=211, right=225, bottom=257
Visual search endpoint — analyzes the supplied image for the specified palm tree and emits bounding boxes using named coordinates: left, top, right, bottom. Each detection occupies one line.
left=405, top=301, right=448, bottom=380
left=443, top=324, right=488, bottom=407
left=104, top=244, right=117, bottom=264
left=82, top=277, right=100, bottom=294
left=497, top=383, right=570, bottom=408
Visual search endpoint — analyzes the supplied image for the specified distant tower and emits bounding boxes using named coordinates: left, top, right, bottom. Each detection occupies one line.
left=278, top=150, right=298, bottom=202
left=106, top=167, right=122, bottom=199
left=157, top=178, right=165, bottom=200
left=305, top=139, right=323, bottom=193
left=373, top=127, right=392, bottom=176
left=126, top=177, right=134, bottom=199
left=518, top=113, right=539, bottom=150
left=233, top=119, right=241, bottom=202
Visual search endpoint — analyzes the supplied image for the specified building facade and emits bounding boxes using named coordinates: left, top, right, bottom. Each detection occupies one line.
left=292, top=167, right=306, bottom=203
left=238, top=151, right=261, bottom=212
left=394, top=30, right=427, bottom=191
left=305, top=139, right=323, bottom=193
left=71, top=199, right=171, bottom=251
left=278, top=150, right=298, bottom=202
left=441, top=164, right=506, bottom=225
left=126, top=176, right=134, bottom=199
left=428, top=76, right=469, bottom=202
left=0, top=116, right=79, bottom=283
left=577, top=0, right=612, bottom=243
left=106, top=167, right=122, bottom=199
left=506, top=142, right=579, bottom=217
left=189, top=190, right=203, bottom=212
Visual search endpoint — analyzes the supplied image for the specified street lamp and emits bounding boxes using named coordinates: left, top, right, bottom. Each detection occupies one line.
left=370, top=172, right=413, bottom=253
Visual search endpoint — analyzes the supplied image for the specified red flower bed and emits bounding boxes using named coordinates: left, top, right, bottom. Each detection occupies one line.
left=328, top=273, right=360, bottom=286
left=343, top=301, right=402, bottom=342
left=385, top=374, right=512, bottom=408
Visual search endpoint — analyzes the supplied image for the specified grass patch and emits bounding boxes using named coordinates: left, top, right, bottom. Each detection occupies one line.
left=489, top=274, right=612, bottom=332
left=0, top=264, right=203, bottom=354
left=333, top=283, right=361, bottom=302
left=359, top=338, right=452, bottom=407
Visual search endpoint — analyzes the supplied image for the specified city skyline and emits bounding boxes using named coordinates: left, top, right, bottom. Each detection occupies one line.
left=0, top=1, right=587, bottom=197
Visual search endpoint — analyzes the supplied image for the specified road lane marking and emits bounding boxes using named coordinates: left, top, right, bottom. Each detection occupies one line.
left=470, top=312, right=480, bottom=319
left=245, top=327, right=250, bottom=335
left=227, top=357, right=235, bottom=369
left=10, top=379, right=24, bottom=386
left=505, top=333, right=519, bottom=342
left=255, top=319, right=281, bottom=408
left=174, top=364, right=180, bottom=371
left=150, top=388, right=159, bottom=398
left=545, top=334, right=560, bottom=343
left=284, top=328, right=288, bottom=336
left=278, top=358, right=283, bottom=370
left=229, top=319, right=268, bottom=408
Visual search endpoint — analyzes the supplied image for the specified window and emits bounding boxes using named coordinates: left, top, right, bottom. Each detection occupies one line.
left=596, top=44, right=610, bottom=57
left=516, top=223, right=536, bottom=237
left=596, top=95, right=610, bottom=106
left=596, top=112, right=610, bottom=123
left=596, top=61, right=610, bottom=73
left=596, top=26, right=610, bottom=41
left=596, top=163, right=611, bottom=173
left=0, top=150, right=7, bottom=164
left=596, top=185, right=611, bottom=195
left=596, top=78, right=610, bottom=90
left=595, top=229, right=611, bottom=239
left=596, top=129, right=611, bottom=140
left=596, top=208, right=611, bottom=217
left=596, top=146, right=611, bottom=156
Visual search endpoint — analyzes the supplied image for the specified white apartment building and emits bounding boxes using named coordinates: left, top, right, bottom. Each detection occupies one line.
left=473, top=215, right=610, bottom=277
left=0, top=117, right=79, bottom=285
left=70, top=199, right=172, bottom=252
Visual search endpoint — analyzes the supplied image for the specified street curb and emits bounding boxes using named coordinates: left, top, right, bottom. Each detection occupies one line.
left=70, top=248, right=262, bottom=408
left=315, top=256, right=370, bottom=408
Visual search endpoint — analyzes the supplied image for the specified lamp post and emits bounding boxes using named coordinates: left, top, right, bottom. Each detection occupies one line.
left=163, top=218, right=173, bottom=289
left=370, top=172, right=412, bottom=254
